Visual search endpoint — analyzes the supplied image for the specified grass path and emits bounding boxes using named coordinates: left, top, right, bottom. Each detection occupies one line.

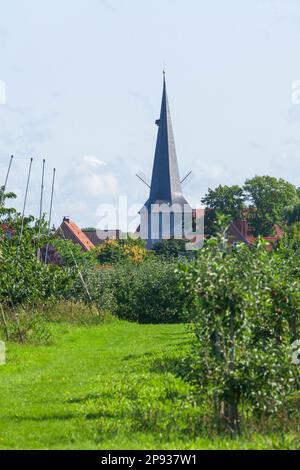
left=0, top=320, right=298, bottom=450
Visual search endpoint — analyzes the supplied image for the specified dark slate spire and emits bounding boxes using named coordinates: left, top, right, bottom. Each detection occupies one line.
left=145, top=73, right=188, bottom=209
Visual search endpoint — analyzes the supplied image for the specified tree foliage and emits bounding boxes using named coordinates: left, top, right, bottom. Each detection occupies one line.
left=285, top=203, right=300, bottom=226
left=93, top=238, right=147, bottom=264
left=0, top=187, right=17, bottom=221
left=202, top=184, right=245, bottom=218
left=202, top=185, right=245, bottom=236
left=244, top=176, right=299, bottom=236
left=152, top=238, right=187, bottom=259
left=202, top=177, right=300, bottom=237
left=178, top=231, right=300, bottom=434
left=0, top=190, right=76, bottom=309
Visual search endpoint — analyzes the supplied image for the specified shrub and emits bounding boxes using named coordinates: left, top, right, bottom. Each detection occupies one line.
left=50, top=238, right=97, bottom=267
left=0, top=235, right=75, bottom=308
left=93, top=239, right=147, bottom=264
left=72, top=259, right=185, bottom=324
left=178, top=234, right=300, bottom=434
left=152, top=239, right=187, bottom=259
left=66, top=264, right=116, bottom=312
left=110, top=259, right=185, bottom=323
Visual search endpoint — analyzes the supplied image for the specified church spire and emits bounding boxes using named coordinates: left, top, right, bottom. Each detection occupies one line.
left=146, top=73, right=188, bottom=208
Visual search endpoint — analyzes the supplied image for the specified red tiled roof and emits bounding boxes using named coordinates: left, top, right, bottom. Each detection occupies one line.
left=229, top=220, right=283, bottom=250
left=0, top=223, right=15, bottom=240
left=58, top=219, right=95, bottom=252
left=0, top=223, right=14, bottom=231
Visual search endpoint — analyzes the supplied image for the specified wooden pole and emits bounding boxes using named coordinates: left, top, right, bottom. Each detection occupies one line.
left=0, top=155, right=13, bottom=207
left=38, top=159, right=45, bottom=231
left=37, top=159, right=46, bottom=260
left=45, top=168, right=56, bottom=264
left=17, top=158, right=33, bottom=252
left=0, top=304, right=9, bottom=341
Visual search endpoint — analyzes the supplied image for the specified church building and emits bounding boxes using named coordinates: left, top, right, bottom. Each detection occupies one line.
left=141, top=74, right=195, bottom=249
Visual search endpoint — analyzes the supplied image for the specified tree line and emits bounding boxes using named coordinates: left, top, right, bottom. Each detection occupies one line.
left=202, top=175, right=300, bottom=236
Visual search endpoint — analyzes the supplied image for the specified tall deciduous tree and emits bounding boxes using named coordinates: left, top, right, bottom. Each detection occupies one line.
left=243, top=176, right=299, bottom=236
left=201, top=185, right=245, bottom=235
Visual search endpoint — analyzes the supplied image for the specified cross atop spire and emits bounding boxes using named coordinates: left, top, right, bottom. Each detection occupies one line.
left=145, top=75, right=188, bottom=209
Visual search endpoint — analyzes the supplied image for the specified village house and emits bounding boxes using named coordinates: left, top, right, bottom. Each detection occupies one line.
left=57, top=217, right=94, bottom=252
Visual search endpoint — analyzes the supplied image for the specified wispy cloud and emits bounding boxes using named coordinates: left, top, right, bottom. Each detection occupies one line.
left=78, top=155, right=106, bottom=170
left=79, top=172, right=118, bottom=197
left=74, top=155, right=118, bottom=197
left=54, top=155, right=119, bottom=226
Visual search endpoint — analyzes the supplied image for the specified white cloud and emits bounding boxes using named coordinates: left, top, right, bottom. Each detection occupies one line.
left=53, top=155, right=119, bottom=226
left=78, top=155, right=106, bottom=171
left=74, top=155, right=118, bottom=196
left=72, top=155, right=119, bottom=196
left=79, top=172, right=118, bottom=197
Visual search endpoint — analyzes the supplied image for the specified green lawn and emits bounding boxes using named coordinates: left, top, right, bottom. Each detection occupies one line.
left=0, top=320, right=298, bottom=450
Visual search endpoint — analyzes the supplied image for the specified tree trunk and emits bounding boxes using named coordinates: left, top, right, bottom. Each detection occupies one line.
left=226, top=307, right=240, bottom=436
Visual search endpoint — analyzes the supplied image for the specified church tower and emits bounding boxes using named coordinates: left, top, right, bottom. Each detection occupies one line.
left=141, top=74, right=192, bottom=248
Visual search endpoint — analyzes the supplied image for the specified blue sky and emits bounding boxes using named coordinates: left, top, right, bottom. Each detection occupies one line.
left=1, top=0, right=300, bottom=227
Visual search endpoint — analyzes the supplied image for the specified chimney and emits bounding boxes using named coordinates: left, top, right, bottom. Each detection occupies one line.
left=63, top=216, right=70, bottom=223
